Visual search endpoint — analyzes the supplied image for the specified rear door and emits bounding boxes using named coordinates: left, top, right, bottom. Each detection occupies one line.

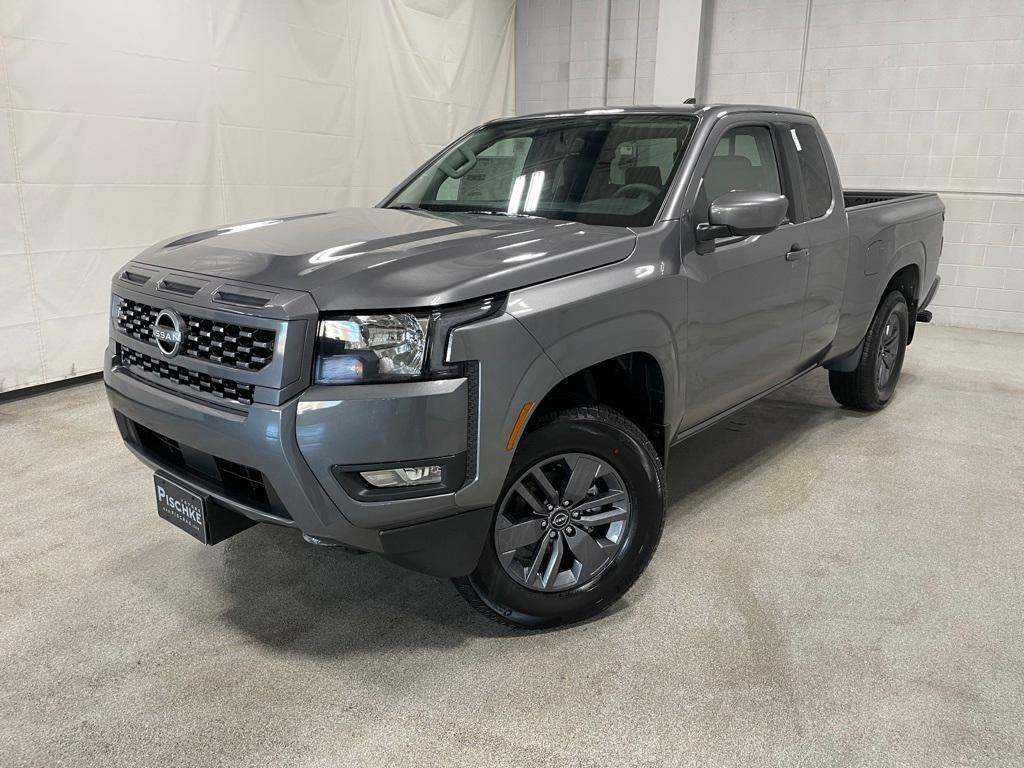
left=783, top=119, right=849, bottom=363
left=680, top=116, right=812, bottom=429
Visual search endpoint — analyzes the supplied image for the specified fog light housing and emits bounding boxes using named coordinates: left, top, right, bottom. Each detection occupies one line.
left=360, top=465, right=443, bottom=488
left=331, top=455, right=465, bottom=501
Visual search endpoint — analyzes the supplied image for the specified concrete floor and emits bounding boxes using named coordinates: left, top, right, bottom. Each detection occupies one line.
left=2, top=324, right=1023, bottom=767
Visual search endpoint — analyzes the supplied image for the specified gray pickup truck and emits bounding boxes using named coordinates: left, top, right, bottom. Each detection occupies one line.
left=105, top=104, right=943, bottom=628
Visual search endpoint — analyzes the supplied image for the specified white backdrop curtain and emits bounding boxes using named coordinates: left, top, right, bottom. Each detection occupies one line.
left=0, top=0, right=515, bottom=391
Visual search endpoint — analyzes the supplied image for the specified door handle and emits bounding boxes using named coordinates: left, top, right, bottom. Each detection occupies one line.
left=785, top=247, right=808, bottom=261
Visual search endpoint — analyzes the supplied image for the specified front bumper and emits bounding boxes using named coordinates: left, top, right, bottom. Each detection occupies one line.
left=105, top=357, right=491, bottom=577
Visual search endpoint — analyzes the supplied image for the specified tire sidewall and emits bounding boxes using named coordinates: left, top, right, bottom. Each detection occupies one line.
left=864, top=291, right=909, bottom=407
left=468, top=410, right=665, bottom=628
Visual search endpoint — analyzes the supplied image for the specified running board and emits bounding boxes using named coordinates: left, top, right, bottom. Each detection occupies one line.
left=917, top=309, right=933, bottom=323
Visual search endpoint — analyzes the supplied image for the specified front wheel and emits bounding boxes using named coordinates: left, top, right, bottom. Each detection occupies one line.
left=829, top=290, right=909, bottom=411
left=454, top=405, right=665, bottom=629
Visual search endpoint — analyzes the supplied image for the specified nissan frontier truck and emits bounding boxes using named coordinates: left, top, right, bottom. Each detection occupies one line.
left=105, top=104, right=944, bottom=628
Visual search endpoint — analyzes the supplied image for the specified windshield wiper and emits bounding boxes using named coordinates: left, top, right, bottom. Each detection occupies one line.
left=390, top=203, right=537, bottom=218
left=459, top=209, right=537, bottom=218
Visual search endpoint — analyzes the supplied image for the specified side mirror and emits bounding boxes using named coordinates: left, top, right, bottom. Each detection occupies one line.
left=696, top=191, right=789, bottom=242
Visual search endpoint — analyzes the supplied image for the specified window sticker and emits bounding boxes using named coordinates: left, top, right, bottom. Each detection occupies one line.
left=790, top=128, right=803, bottom=151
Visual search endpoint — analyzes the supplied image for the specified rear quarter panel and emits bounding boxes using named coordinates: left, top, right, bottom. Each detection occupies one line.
left=826, top=192, right=944, bottom=364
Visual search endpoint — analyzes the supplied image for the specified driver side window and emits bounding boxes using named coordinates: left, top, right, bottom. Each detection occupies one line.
left=697, top=125, right=784, bottom=224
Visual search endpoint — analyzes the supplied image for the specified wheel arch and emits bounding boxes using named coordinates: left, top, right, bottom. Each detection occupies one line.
left=526, top=351, right=670, bottom=466
left=884, top=259, right=921, bottom=343
left=825, top=249, right=924, bottom=372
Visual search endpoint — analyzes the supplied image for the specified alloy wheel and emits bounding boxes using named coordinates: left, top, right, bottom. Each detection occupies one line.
left=493, top=452, right=632, bottom=592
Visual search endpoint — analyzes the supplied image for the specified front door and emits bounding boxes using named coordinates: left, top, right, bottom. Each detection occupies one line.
left=680, top=121, right=810, bottom=429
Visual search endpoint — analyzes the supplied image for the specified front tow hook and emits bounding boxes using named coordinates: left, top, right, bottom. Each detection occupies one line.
left=302, top=534, right=367, bottom=554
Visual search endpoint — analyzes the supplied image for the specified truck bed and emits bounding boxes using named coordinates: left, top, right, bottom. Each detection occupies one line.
left=843, top=189, right=936, bottom=209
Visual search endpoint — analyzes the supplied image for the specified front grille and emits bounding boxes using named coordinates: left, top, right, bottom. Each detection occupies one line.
left=215, top=458, right=270, bottom=508
left=116, top=298, right=159, bottom=342
left=138, top=426, right=185, bottom=468
left=119, top=345, right=255, bottom=406
left=115, top=297, right=275, bottom=371
left=133, top=422, right=283, bottom=516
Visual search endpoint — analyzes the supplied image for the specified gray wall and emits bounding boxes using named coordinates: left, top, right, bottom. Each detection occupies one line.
left=515, top=0, right=660, bottom=114
left=703, top=0, right=1024, bottom=332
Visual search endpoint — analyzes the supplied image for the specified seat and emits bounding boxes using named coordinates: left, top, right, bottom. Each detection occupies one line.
left=624, top=165, right=663, bottom=188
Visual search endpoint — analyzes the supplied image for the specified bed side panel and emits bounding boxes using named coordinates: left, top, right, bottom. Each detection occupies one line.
left=825, top=193, right=944, bottom=365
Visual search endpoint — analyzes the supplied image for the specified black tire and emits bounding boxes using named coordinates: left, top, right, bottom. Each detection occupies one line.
left=454, top=405, right=665, bottom=630
left=829, top=290, right=909, bottom=411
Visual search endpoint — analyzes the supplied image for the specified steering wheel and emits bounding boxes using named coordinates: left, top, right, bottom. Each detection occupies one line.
left=612, top=182, right=661, bottom=200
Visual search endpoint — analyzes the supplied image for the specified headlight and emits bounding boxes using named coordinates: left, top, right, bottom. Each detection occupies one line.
left=313, top=298, right=500, bottom=385
left=314, top=314, right=429, bottom=384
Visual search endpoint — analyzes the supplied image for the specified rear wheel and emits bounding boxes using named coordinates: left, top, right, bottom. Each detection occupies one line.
left=829, top=290, right=909, bottom=411
left=454, top=405, right=665, bottom=629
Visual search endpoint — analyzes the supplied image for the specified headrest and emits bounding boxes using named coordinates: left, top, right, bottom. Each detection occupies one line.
left=705, top=155, right=759, bottom=201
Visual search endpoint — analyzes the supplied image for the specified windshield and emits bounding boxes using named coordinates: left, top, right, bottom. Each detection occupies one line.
left=386, top=114, right=697, bottom=227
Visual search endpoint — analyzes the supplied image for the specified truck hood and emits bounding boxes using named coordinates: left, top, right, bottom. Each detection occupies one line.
left=135, top=208, right=637, bottom=311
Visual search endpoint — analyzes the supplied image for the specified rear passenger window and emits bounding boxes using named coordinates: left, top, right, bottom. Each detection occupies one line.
left=702, top=126, right=782, bottom=203
left=790, top=124, right=832, bottom=219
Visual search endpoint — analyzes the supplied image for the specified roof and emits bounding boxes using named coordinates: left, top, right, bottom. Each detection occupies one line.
left=503, top=103, right=816, bottom=122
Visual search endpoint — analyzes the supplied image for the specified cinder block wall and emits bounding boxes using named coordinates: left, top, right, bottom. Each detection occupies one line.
left=704, top=0, right=1024, bottom=332
left=515, top=0, right=660, bottom=114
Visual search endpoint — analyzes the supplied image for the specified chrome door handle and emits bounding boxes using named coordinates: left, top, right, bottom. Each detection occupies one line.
left=786, top=248, right=808, bottom=261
